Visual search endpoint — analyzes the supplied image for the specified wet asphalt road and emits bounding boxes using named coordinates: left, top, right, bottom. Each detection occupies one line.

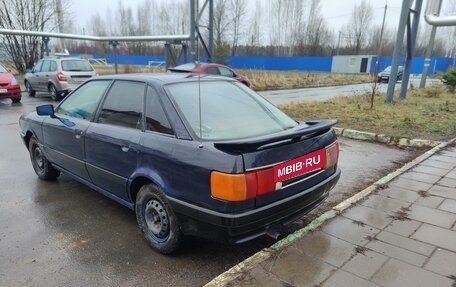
left=0, top=90, right=419, bottom=287
left=259, top=77, right=441, bottom=105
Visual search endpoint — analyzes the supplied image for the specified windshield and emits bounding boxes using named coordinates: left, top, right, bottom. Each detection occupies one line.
left=166, top=81, right=297, bottom=140
left=61, top=60, right=94, bottom=72
left=0, top=64, right=7, bottom=73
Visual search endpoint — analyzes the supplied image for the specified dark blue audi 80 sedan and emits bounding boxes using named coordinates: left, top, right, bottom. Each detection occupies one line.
left=20, top=73, right=340, bottom=254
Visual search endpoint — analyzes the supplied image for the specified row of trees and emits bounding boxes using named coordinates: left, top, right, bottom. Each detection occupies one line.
left=1, top=0, right=455, bottom=72
left=68, top=0, right=450, bottom=58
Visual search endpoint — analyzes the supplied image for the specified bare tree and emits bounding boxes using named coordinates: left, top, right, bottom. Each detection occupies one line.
left=0, top=0, right=58, bottom=72
left=345, top=0, right=373, bottom=54
left=230, top=0, right=247, bottom=56
left=303, top=0, right=330, bottom=55
left=246, top=0, right=263, bottom=54
left=213, top=0, right=231, bottom=62
left=268, top=0, right=305, bottom=56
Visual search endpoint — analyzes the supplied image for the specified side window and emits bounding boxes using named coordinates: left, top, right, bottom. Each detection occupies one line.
left=98, top=81, right=145, bottom=129
left=205, top=67, right=220, bottom=75
left=50, top=61, right=57, bottom=72
left=218, top=67, right=234, bottom=77
left=57, top=80, right=111, bottom=120
left=41, top=60, right=51, bottom=72
left=33, top=60, right=43, bottom=73
left=145, top=86, right=173, bottom=135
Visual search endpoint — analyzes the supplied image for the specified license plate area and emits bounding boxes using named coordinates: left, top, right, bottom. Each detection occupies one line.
left=274, top=148, right=326, bottom=182
left=0, top=88, right=7, bottom=93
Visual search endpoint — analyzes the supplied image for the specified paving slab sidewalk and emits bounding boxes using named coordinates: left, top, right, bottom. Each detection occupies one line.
left=206, top=140, right=456, bottom=287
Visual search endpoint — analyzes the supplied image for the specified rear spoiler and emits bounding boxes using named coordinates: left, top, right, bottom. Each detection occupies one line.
left=213, top=119, right=337, bottom=152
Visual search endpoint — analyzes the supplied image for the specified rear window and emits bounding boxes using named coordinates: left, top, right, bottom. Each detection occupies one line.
left=172, top=63, right=198, bottom=70
left=61, top=60, right=93, bottom=72
left=166, top=81, right=297, bottom=140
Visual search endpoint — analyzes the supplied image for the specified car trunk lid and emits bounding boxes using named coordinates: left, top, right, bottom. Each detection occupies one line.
left=214, top=120, right=338, bottom=207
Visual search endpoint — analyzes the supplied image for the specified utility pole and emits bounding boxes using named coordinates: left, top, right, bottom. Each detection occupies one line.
left=399, top=0, right=423, bottom=100
left=55, top=0, right=65, bottom=52
left=420, top=0, right=442, bottom=88
left=386, top=0, right=412, bottom=104
left=375, top=2, right=388, bottom=75
left=337, top=31, right=341, bottom=55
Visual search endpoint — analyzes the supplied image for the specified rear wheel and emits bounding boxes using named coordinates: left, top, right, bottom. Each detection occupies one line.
left=25, top=81, right=35, bottom=97
left=29, top=136, right=60, bottom=180
left=49, top=84, right=62, bottom=101
left=135, top=184, right=182, bottom=254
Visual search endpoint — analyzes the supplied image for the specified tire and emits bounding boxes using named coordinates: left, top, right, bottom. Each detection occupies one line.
left=135, top=184, right=182, bottom=254
left=29, top=136, right=60, bottom=180
left=25, top=81, right=35, bottom=97
left=49, top=84, right=62, bottom=101
left=11, top=98, right=21, bottom=103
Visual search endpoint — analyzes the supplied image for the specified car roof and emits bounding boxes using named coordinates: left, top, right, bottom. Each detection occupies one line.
left=170, top=62, right=229, bottom=70
left=94, top=72, right=235, bottom=85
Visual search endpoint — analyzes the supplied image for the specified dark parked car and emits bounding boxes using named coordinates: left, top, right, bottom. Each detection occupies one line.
left=377, top=66, right=404, bottom=83
left=169, top=62, right=251, bottom=87
left=0, top=63, right=21, bottom=103
left=20, top=73, right=340, bottom=254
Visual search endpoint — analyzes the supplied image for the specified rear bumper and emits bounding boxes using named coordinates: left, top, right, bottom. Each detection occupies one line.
left=168, top=168, right=341, bottom=243
left=0, top=86, right=21, bottom=99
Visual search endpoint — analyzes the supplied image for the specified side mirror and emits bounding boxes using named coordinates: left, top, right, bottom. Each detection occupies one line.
left=7, top=68, right=12, bottom=73
left=36, top=104, right=75, bottom=127
left=26, top=68, right=32, bottom=73
left=36, top=104, right=55, bottom=116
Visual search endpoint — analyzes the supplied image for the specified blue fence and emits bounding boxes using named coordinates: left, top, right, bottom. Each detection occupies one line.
left=77, top=53, right=455, bottom=74
left=371, top=56, right=455, bottom=74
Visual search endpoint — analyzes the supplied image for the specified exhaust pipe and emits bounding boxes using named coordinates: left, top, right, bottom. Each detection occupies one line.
left=266, top=229, right=281, bottom=240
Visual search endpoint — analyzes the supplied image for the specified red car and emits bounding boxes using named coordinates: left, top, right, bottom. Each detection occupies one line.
left=0, top=63, right=21, bottom=103
left=168, top=62, right=251, bottom=87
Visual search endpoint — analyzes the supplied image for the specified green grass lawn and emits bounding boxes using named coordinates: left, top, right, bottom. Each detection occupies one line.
left=280, top=85, right=456, bottom=141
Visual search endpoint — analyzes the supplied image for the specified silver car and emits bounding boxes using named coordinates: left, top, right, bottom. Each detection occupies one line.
left=25, top=57, right=97, bottom=100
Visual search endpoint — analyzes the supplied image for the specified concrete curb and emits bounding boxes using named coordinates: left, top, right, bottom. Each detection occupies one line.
left=333, top=127, right=442, bottom=148
left=204, top=137, right=456, bottom=287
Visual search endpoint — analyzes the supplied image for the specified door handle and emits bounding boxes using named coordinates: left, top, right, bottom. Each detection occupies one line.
left=121, top=143, right=130, bottom=152
left=75, top=129, right=83, bottom=139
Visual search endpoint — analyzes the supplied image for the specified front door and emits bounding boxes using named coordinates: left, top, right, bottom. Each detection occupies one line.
left=43, top=80, right=112, bottom=181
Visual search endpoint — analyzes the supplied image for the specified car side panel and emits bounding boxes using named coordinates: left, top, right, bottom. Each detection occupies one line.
left=85, top=123, right=142, bottom=201
left=41, top=115, right=91, bottom=181
left=137, top=133, right=252, bottom=212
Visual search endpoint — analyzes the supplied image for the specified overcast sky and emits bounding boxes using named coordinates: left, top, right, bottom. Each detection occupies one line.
left=69, top=0, right=411, bottom=33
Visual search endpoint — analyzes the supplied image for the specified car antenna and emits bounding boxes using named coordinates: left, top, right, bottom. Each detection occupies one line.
left=196, top=30, right=203, bottom=148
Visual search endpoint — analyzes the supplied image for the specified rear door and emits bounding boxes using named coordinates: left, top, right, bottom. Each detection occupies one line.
left=85, top=80, right=144, bottom=200
left=28, top=60, right=43, bottom=91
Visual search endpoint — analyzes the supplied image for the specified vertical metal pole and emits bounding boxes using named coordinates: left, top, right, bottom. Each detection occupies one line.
left=375, top=3, right=388, bottom=75
left=190, top=0, right=196, bottom=62
left=164, top=43, right=170, bottom=69
left=43, top=37, right=50, bottom=56
left=386, top=0, right=412, bottom=104
left=337, top=32, right=341, bottom=55
left=420, top=0, right=442, bottom=88
left=110, top=41, right=118, bottom=74
left=208, top=0, right=214, bottom=62
left=399, top=0, right=423, bottom=100
left=183, top=43, right=188, bottom=63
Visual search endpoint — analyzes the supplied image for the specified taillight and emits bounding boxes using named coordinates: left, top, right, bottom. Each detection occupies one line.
left=325, top=141, right=339, bottom=169
left=56, top=72, right=67, bottom=82
left=210, top=168, right=276, bottom=202
left=211, top=141, right=339, bottom=202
